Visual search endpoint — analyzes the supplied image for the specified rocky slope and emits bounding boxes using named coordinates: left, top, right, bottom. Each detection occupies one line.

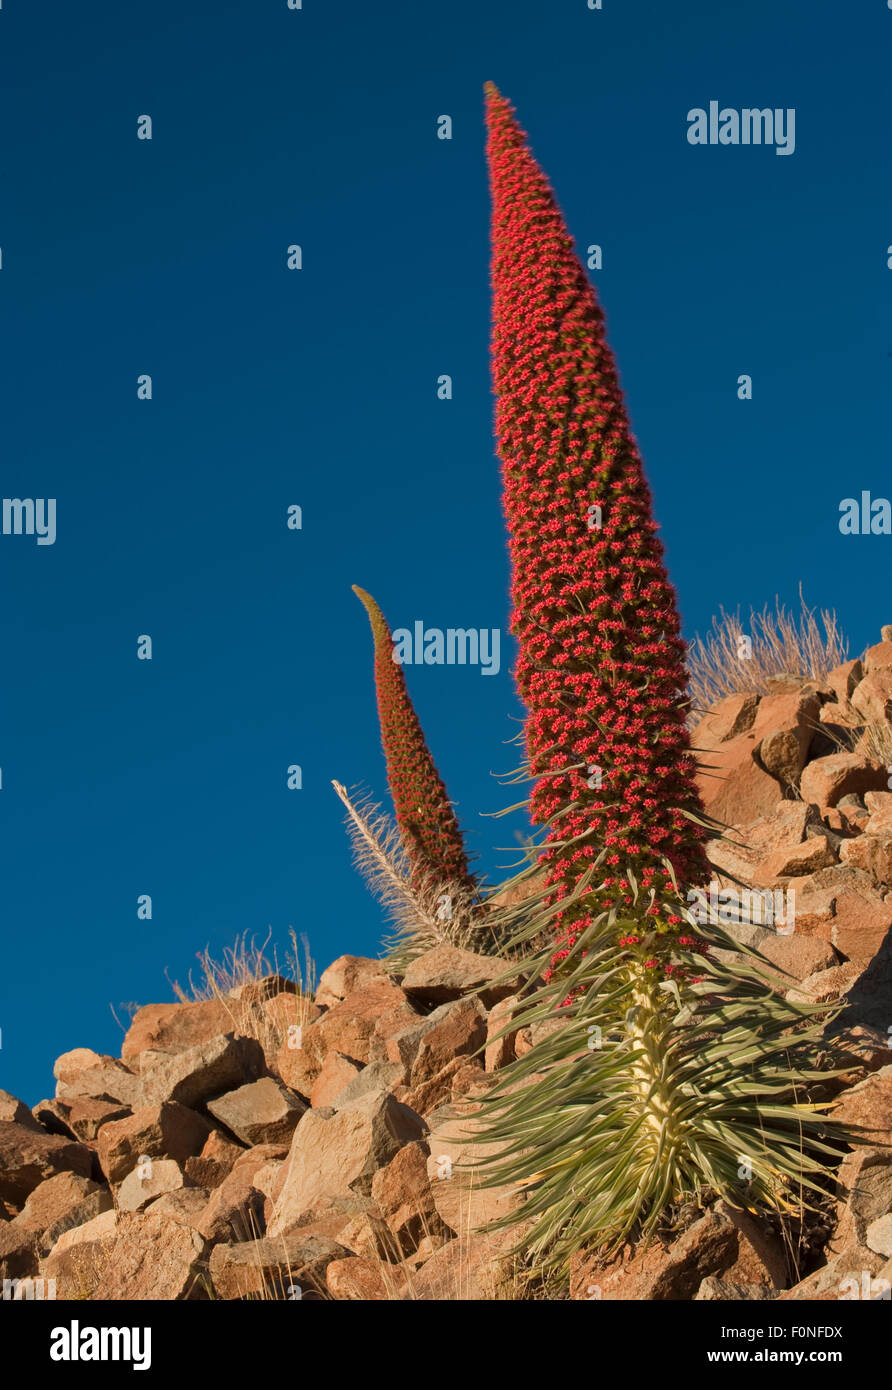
left=3, top=637, right=892, bottom=1300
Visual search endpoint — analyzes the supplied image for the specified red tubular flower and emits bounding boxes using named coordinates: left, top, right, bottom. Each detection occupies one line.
left=484, top=84, right=711, bottom=967
left=353, top=585, right=473, bottom=891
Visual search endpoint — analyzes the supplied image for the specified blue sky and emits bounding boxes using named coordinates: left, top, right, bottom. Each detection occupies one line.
left=1, top=0, right=890, bottom=1104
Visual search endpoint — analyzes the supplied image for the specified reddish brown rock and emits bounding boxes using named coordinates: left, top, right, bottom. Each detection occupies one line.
left=371, top=1141, right=452, bottom=1255
left=121, top=998, right=236, bottom=1066
left=830, top=889, right=891, bottom=962
left=838, top=804, right=872, bottom=835
left=96, top=1102, right=212, bottom=1186
left=34, top=1097, right=131, bottom=1143
left=30, top=1099, right=76, bottom=1137
left=0, top=1223, right=41, bottom=1280
left=41, top=1210, right=118, bottom=1299
left=206, top=1077, right=306, bottom=1146
left=387, top=998, right=487, bottom=1086
left=268, top=1088, right=427, bottom=1237
left=690, top=694, right=760, bottom=749
left=196, top=1145, right=286, bottom=1243
left=744, top=801, right=813, bottom=851
left=830, top=1066, right=892, bottom=1147
left=143, top=1187, right=209, bottom=1227
left=864, top=791, right=892, bottom=834
left=571, top=1214, right=743, bottom=1300
left=409, top=1228, right=522, bottom=1300
left=116, top=1158, right=189, bottom=1213
left=329, top=1060, right=406, bottom=1108
left=819, top=701, right=863, bottom=729
left=183, top=1129, right=245, bottom=1189
left=788, top=960, right=863, bottom=1005
left=828, top=1147, right=892, bottom=1274
left=273, top=1034, right=319, bottom=1099
left=53, top=1048, right=110, bottom=1086
left=705, top=837, right=762, bottom=884
left=309, top=1052, right=363, bottom=1109
left=697, top=741, right=784, bottom=828
left=277, top=985, right=417, bottom=1091
left=85, top=1211, right=208, bottom=1300
left=485, top=995, right=520, bottom=1072
left=714, top=1201, right=788, bottom=1287
left=753, top=837, right=838, bottom=884
left=756, top=932, right=838, bottom=981
left=325, top=1254, right=405, bottom=1300
left=800, top=754, right=887, bottom=811
left=138, top=1033, right=265, bottom=1109
left=852, top=670, right=892, bottom=723
left=248, top=1158, right=284, bottom=1217
left=396, top=1058, right=478, bottom=1116
left=790, top=886, right=838, bottom=935
left=314, top=955, right=394, bottom=1009
left=12, top=1172, right=112, bottom=1255
left=829, top=1025, right=892, bottom=1073
left=841, top=833, right=892, bottom=884
left=451, top=1060, right=489, bottom=1100
left=53, top=1051, right=142, bottom=1108
left=400, top=945, right=521, bottom=1010
left=0, top=1091, right=42, bottom=1130
left=425, top=1106, right=523, bottom=1234
left=755, top=689, right=822, bottom=785
left=209, top=1232, right=350, bottom=1300
left=827, top=659, right=864, bottom=702
left=0, top=1122, right=93, bottom=1206
left=318, top=982, right=420, bottom=1064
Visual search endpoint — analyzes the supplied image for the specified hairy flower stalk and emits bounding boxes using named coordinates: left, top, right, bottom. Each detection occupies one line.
left=470, top=86, right=846, bottom=1267
left=485, top=80, right=712, bottom=979
left=352, top=585, right=474, bottom=895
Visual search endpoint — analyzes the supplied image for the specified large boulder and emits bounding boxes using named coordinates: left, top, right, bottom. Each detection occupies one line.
left=268, top=1088, right=426, bottom=1237
left=183, top=1129, right=245, bottom=1189
left=314, top=955, right=394, bottom=1009
left=53, top=1050, right=142, bottom=1108
left=11, top=1172, right=112, bottom=1256
left=96, top=1102, right=212, bottom=1186
left=116, top=1159, right=190, bottom=1214
left=0, top=1122, right=93, bottom=1206
left=209, top=1232, right=351, bottom=1300
left=58, top=1211, right=208, bottom=1301
left=424, top=1104, right=524, bottom=1234
left=371, top=1141, right=452, bottom=1256
left=386, top=998, right=487, bottom=1086
left=400, top=945, right=520, bottom=1010
left=570, top=1207, right=786, bottom=1301
left=138, top=1033, right=265, bottom=1109
left=799, top=755, right=887, bottom=811
left=33, top=1097, right=131, bottom=1143
left=0, top=1091, right=42, bottom=1130
left=196, top=1144, right=287, bottom=1244
left=308, top=1052, right=364, bottom=1109
left=121, top=998, right=237, bottom=1066
left=206, top=1077, right=306, bottom=1146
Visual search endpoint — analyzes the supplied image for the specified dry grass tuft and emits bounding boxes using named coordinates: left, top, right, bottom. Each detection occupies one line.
left=168, top=928, right=317, bottom=1061
left=686, top=592, right=849, bottom=714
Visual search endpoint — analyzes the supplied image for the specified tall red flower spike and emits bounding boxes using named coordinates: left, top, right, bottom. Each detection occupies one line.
left=353, top=585, right=473, bottom=891
left=485, top=83, right=711, bottom=975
